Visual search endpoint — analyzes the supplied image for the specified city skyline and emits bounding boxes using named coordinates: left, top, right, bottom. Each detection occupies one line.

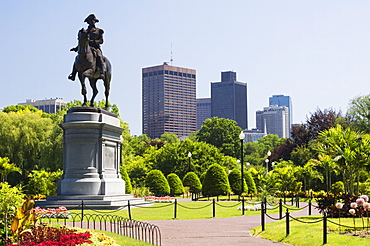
left=1, top=1, right=370, bottom=136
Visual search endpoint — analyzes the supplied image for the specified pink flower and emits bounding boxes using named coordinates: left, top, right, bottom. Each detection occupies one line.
left=335, top=203, right=343, bottom=209
left=360, top=195, right=369, bottom=202
left=351, top=202, right=358, bottom=208
left=364, top=202, right=370, bottom=210
left=349, top=209, right=356, bottom=215
left=356, top=198, right=365, bottom=206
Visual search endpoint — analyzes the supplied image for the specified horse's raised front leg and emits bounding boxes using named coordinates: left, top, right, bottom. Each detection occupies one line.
left=89, top=78, right=98, bottom=107
left=78, top=73, right=88, bottom=106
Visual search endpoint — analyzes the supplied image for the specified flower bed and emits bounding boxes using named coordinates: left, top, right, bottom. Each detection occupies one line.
left=144, top=196, right=174, bottom=203
left=35, top=206, right=72, bottom=219
left=238, top=202, right=273, bottom=211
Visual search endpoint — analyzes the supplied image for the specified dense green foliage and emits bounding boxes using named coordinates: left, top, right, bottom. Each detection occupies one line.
left=228, top=169, right=247, bottom=194
left=244, top=171, right=257, bottom=194
left=145, top=170, right=170, bottom=196
left=195, top=117, right=242, bottom=158
left=27, top=170, right=63, bottom=196
left=167, top=173, right=184, bottom=196
left=120, top=165, right=133, bottom=194
left=202, top=164, right=230, bottom=196
left=182, top=172, right=202, bottom=193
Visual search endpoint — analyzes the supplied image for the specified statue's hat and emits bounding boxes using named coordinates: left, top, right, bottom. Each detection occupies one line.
left=84, top=14, right=99, bottom=23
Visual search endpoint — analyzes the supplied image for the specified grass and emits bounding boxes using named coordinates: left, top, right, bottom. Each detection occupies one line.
left=65, top=200, right=293, bottom=221
left=92, top=230, right=154, bottom=245
left=251, top=216, right=370, bottom=246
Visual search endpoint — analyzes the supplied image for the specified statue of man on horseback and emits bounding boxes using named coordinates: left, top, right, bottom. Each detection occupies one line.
left=68, top=14, right=112, bottom=109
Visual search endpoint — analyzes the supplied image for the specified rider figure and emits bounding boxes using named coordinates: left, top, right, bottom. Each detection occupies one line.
left=68, top=14, right=106, bottom=81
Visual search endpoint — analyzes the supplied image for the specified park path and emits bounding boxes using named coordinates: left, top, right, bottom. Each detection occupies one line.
left=144, top=200, right=321, bottom=246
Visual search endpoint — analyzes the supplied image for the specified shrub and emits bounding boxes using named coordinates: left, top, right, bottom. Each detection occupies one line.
left=202, top=164, right=230, bottom=196
left=228, top=169, right=247, bottom=195
left=145, top=170, right=170, bottom=196
left=244, top=171, right=257, bottom=194
left=183, top=172, right=202, bottom=193
left=27, top=170, right=63, bottom=196
left=120, top=165, right=132, bottom=194
left=330, top=181, right=344, bottom=195
left=167, top=173, right=184, bottom=196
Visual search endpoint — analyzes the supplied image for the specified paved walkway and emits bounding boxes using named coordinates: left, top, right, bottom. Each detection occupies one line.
left=144, top=201, right=321, bottom=246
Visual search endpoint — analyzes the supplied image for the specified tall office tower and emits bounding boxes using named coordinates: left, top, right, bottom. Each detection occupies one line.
left=196, top=98, right=211, bottom=130
left=256, top=105, right=289, bottom=138
left=211, top=71, right=248, bottom=129
left=269, top=94, right=292, bottom=136
left=142, top=62, right=196, bottom=139
left=18, top=98, right=66, bottom=113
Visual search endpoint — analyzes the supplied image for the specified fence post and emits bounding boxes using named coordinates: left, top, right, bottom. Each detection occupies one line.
left=128, top=200, right=132, bottom=220
left=242, top=196, right=245, bottom=215
left=286, top=209, right=290, bottom=236
left=323, top=213, right=327, bottom=245
left=261, top=200, right=265, bottom=231
left=296, top=195, right=299, bottom=208
left=213, top=199, right=216, bottom=218
left=81, top=200, right=84, bottom=221
left=279, top=199, right=283, bottom=219
left=291, top=195, right=294, bottom=206
left=308, top=200, right=312, bottom=216
left=173, top=199, right=177, bottom=219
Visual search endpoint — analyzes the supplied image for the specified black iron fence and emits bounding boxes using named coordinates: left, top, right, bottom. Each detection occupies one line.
left=38, top=211, right=161, bottom=246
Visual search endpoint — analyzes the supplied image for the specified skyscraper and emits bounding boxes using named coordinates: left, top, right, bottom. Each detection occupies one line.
left=142, top=62, right=196, bottom=139
left=269, top=94, right=292, bottom=137
left=256, top=105, right=289, bottom=138
left=196, top=98, right=211, bottom=130
left=18, top=98, right=66, bottom=114
left=211, top=71, right=248, bottom=129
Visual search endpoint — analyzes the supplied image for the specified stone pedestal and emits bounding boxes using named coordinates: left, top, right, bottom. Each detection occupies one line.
left=36, top=107, right=149, bottom=208
left=58, top=107, right=125, bottom=196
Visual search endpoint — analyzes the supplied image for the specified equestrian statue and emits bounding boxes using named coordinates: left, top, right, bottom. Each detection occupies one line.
left=68, top=14, right=111, bottom=110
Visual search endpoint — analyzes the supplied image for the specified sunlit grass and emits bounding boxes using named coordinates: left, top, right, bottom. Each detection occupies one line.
left=251, top=216, right=370, bottom=246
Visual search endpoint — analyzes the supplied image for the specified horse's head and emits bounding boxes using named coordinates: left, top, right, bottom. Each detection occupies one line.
left=78, top=28, right=88, bottom=41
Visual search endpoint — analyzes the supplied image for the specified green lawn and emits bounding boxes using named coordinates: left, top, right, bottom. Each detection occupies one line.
left=66, top=200, right=289, bottom=221
left=251, top=216, right=370, bottom=246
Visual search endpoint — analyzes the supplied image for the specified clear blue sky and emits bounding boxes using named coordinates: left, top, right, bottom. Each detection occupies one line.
left=1, top=1, right=370, bottom=136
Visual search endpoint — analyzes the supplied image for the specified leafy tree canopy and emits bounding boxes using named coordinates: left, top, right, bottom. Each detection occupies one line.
left=195, top=117, right=242, bottom=158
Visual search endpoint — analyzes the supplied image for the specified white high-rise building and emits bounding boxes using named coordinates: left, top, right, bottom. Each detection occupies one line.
left=256, top=105, right=290, bottom=138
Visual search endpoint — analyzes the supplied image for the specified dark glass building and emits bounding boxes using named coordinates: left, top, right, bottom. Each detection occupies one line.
left=196, top=98, right=211, bottom=130
left=142, top=62, right=196, bottom=139
left=211, top=71, right=248, bottom=129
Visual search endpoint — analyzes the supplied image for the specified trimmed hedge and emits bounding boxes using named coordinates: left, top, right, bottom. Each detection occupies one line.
left=202, top=164, right=230, bottom=196
left=228, top=168, right=248, bottom=195
left=167, top=173, right=184, bottom=196
left=183, top=172, right=202, bottom=193
left=120, top=165, right=132, bottom=194
left=244, top=171, right=257, bottom=194
left=145, top=170, right=170, bottom=196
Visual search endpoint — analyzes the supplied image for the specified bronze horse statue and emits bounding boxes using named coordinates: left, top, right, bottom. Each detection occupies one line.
left=70, top=28, right=112, bottom=109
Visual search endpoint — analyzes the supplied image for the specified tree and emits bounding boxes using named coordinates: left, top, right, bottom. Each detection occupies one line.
left=316, top=125, right=370, bottom=194
left=347, top=94, right=370, bottom=133
left=270, top=139, right=295, bottom=162
left=160, top=133, right=180, bottom=144
left=125, top=156, right=149, bottom=187
left=182, top=172, right=202, bottom=193
left=148, top=139, right=230, bottom=178
left=291, top=124, right=313, bottom=146
left=167, top=173, right=184, bottom=196
left=202, top=164, right=230, bottom=196
left=61, top=99, right=119, bottom=115
left=195, top=117, right=242, bottom=158
left=306, top=108, right=341, bottom=139
left=27, top=170, right=63, bottom=196
left=145, top=170, right=170, bottom=196
left=0, top=111, right=62, bottom=183
left=0, top=157, right=22, bottom=182
left=228, top=169, right=247, bottom=195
